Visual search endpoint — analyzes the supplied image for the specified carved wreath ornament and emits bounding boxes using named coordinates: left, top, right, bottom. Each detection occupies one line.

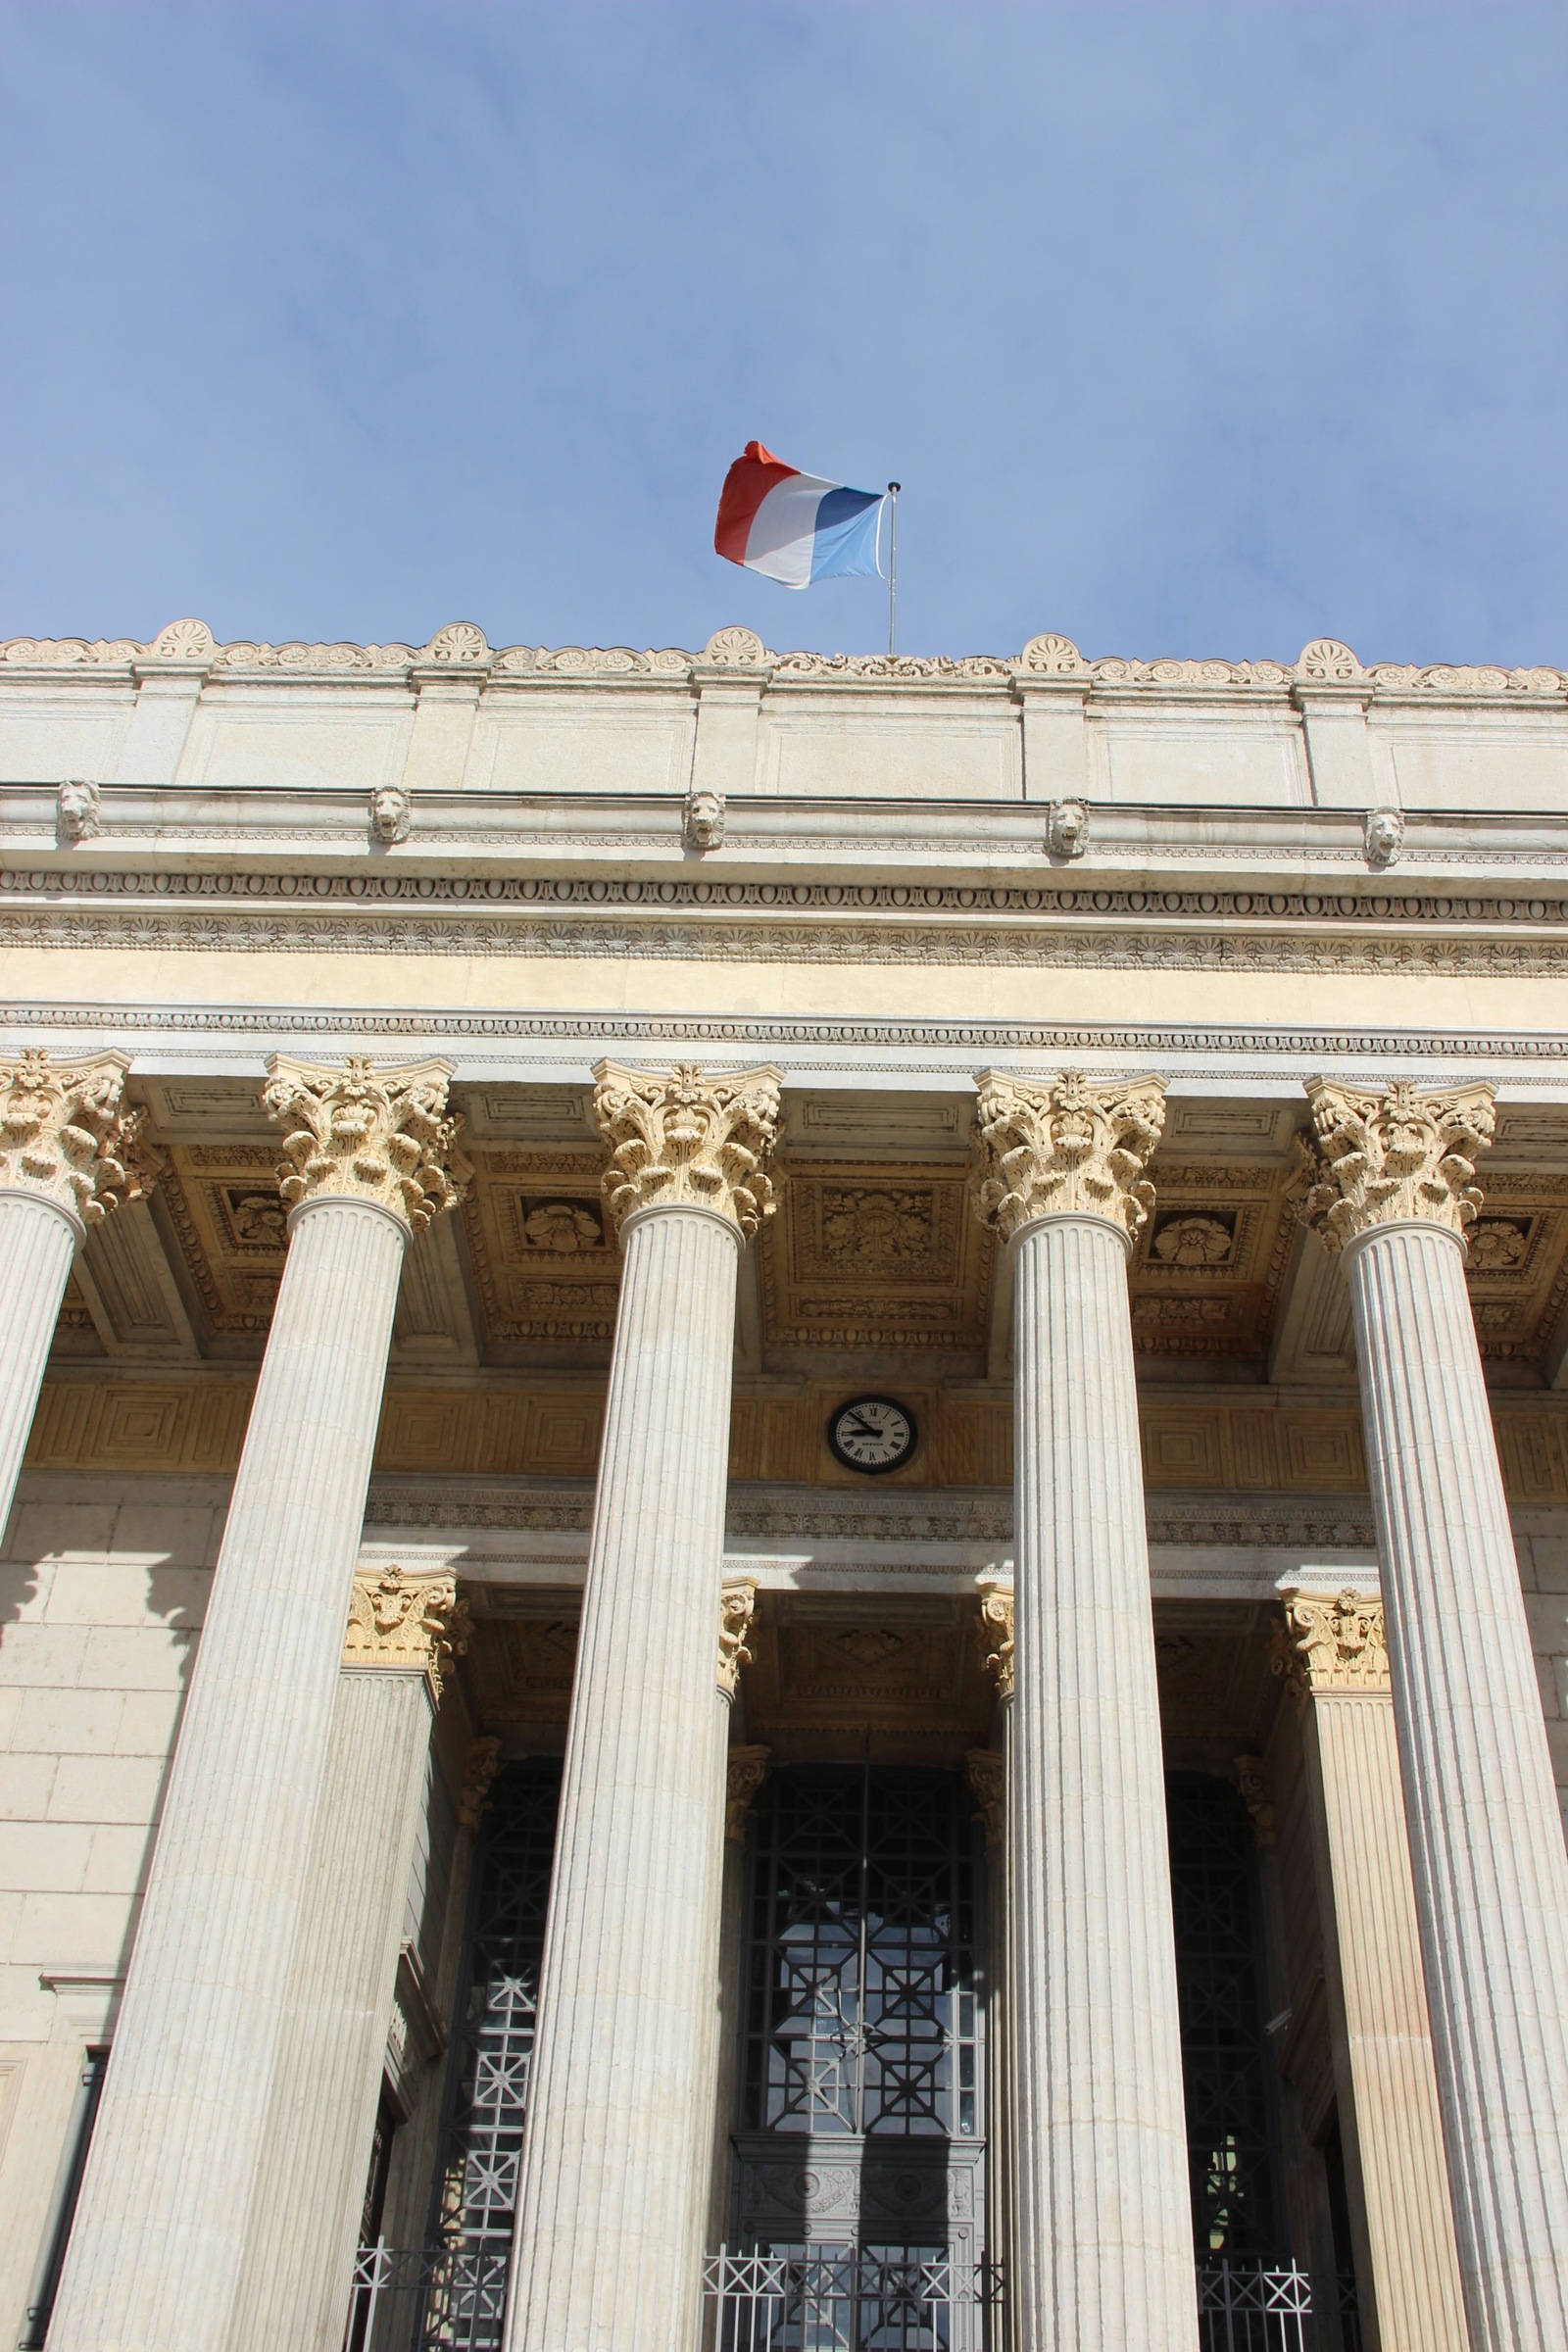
left=593, top=1060, right=782, bottom=1237
left=1300, top=1077, right=1495, bottom=1251
left=972, top=1069, right=1166, bottom=1243
left=264, top=1055, right=469, bottom=1232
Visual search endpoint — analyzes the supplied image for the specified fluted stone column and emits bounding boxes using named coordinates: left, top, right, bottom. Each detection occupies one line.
left=226, top=1568, right=469, bottom=2352
left=969, top=1576, right=1014, bottom=2334
left=1301, top=1078, right=1568, bottom=2352
left=48, top=1056, right=466, bottom=2352
left=0, top=1050, right=133, bottom=1530
left=1274, top=1584, right=1467, bottom=2352
left=974, top=1072, right=1198, bottom=2352
left=507, top=1060, right=781, bottom=2352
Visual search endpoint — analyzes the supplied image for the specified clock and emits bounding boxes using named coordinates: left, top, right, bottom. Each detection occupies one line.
left=828, top=1396, right=917, bottom=1476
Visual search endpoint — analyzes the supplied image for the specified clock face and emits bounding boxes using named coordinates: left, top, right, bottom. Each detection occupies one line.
left=828, top=1396, right=917, bottom=1476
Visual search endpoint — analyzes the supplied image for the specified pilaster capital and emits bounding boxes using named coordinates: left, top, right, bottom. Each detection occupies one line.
left=263, top=1054, right=469, bottom=1233
left=1234, top=1754, right=1277, bottom=1848
left=718, top=1577, right=759, bottom=1698
left=342, top=1566, right=470, bottom=1701
left=1299, top=1076, right=1495, bottom=1254
left=972, top=1069, right=1165, bottom=1244
left=975, top=1575, right=1015, bottom=1702
left=0, top=1049, right=135, bottom=1228
left=458, top=1735, right=503, bottom=1830
left=964, top=1748, right=1005, bottom=1848
left=1271, top=1585, right=1390, bottom=1702
left=725, top=1744, right=771, bottom=1843
left=593, top=1059, right=782, bottom=1239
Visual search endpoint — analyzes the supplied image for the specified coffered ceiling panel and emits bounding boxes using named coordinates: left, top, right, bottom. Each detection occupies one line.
left=760, top=1166, right=996, bottom=1359
left=1128, top=1160, right=1301, bottom=1362
left=460, top=1150, right=621, bottom=1350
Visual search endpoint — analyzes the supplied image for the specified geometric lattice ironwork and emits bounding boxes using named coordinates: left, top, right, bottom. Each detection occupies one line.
left=741, top=1767, right=981, bottom=2142
left=703, top=2244, right=1003, bottom=2352
left=1167, top=1774, right=1286, bottom=2261
left=422, top=1759, right=562, bottom=2345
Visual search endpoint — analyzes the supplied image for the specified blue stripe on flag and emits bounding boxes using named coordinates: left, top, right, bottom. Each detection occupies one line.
left=809, top=486, right=884, bottom=582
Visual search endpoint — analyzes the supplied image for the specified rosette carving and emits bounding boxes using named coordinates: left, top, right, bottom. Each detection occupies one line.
left=1300, top=1077, right=1495, bottom=1252
left=1271, top=1587, right=1390, bottom=1700
left=264, top=1054, right=469, bottom=1231
left=717, top=1578, right=758, bottom=1696
left=593, top=1060, right=782, bottom=1237
left=973, top=1069, right=1166, bottom=1243
left=342, top=1566, right=470, bottom=1700
left=0, top=1049, right=135, bottom=1227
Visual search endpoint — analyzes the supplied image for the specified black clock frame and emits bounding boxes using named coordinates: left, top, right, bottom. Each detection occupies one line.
left=826, top=1396, right=919, bottom=1477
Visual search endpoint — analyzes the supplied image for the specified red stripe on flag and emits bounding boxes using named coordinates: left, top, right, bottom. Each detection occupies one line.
left=713, top=441, right=799, bottom=564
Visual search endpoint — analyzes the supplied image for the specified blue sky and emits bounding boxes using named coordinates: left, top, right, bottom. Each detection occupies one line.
left=2, top=2, right=1565, bottom=662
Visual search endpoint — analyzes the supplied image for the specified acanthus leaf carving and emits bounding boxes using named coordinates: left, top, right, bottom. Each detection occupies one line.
left=974, top=1575, right=1014, bottom=1702
left=593, top=1059, right=782, bottom=1238
left=458, top=1735, right=503, bottom=1829
left=1234, top=1754, right=1277, bottom=1848
left=718, top=1577, right=759, bottom=1697
left=264, top=1054, right=470, bottom=1232
left=964, top=1748, right=1005, bottom=1846
left=725, top=1743, right=770, bottom=1842
left=1300, top=1077, right=1495, bottom=1252
left=973, top=1069, right=1166, bottom=1243
left=342, top=1566, right=470, bottom=1700
left=1271, top=1586, right=1390, bottom=1699
left=0, top=1048, right=134, bottom=1226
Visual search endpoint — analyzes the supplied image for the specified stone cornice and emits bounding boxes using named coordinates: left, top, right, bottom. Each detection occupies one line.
left=5, top=621, right=1565, bottom=705
left=5, top=901, right=1562, bottom=980
left=5, top=998, right=1568, bottom=1067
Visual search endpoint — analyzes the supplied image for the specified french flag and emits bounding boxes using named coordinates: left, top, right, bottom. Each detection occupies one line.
left=714, top=442, right=885, bottom=588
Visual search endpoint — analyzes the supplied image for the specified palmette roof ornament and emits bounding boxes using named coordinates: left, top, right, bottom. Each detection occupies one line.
left=3, top=617, right=1565, bottom=694
left=263, top=1054, right=469, bottom=1232
left=972, top=1068, right=1166, bottom=1244
left=593, top=1059, right=782, bottom=1238
left=1299, top=1077, right=1496, bottom=1253
left=0, top=1049, right=135, bottom=1227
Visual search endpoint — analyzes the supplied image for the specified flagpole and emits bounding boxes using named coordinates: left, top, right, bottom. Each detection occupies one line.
left=886, top=482, right=901, bottom=657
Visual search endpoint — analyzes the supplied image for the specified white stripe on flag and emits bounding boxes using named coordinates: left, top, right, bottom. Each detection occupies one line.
left=743, top=472, right=836, bottom=588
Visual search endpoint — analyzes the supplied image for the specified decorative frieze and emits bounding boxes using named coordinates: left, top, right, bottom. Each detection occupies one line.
left=964, top=1748, right=1005, bottom=1847
left=0, top=1049, right=134, bottom=1227
left=973, top=1069, right=1166, bottom=1243
left=264, top=1054, right=469, bottom=1231
left=724, top=1744, right=770, bottom=1843
left=593, top=1060, right=782, bottom=1237
left=717, top=1579, right=759, bottom=1697
left=342, top=1567, right=469, bottom=1700
left=974, top=1577, right=1015, bottom=1701
left=1301, top=1078, right=1496, bottom=1252
left=1271, top=1587, right=1390, bottom=1702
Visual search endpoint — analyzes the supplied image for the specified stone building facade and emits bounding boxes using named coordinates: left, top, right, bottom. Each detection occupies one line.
left=0, top=617, right=1567, bottom=2352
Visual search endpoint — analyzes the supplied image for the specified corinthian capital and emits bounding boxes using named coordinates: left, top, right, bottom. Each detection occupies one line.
left=1271, top=1586, right=1390, bottom=1702
left=717, top=1578, right=758, bottom=1697
left=264, top=1055, right=468, bottom=1232
left=1301, top=1077, right=1495, bottom=1252
left=593, top=1060, right=782, bottom=1237
left=972, top=1069, right=1165, bottom=1243
left=974, top=1576, right=1015, bottom=1702
left=342, top=1566, right=469, bottom=1701
left=0, top=1049, right=134, bottom=1227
